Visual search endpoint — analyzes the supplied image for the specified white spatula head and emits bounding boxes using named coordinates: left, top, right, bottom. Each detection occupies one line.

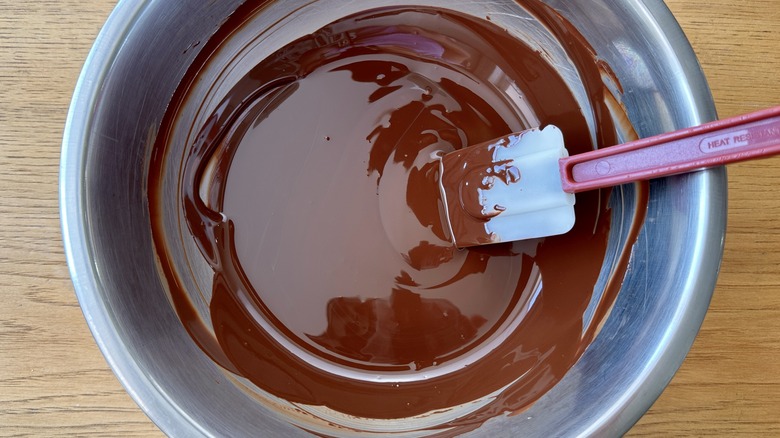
left=438, top=125, right=576, bottom=248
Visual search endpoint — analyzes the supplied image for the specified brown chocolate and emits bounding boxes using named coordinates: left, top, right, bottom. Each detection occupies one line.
left=149, top=2, right=647, bottom=435
left=439, top=136, right=526, bottom=246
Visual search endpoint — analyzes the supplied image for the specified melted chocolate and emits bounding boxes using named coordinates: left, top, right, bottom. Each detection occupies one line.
left=149, top=2, right=648, bottom=435
left=439, top=135, right=526, bottom=246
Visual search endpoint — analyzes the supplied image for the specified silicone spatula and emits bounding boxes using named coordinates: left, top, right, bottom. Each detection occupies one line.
left=438, top=106, right=780, bottom=248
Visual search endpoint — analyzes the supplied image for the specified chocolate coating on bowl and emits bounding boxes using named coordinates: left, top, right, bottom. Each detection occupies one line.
left=149, top=2, right=648, bottom=435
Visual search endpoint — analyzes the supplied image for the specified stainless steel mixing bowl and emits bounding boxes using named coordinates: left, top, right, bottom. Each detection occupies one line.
left=60, top=0, right=726, bottom=436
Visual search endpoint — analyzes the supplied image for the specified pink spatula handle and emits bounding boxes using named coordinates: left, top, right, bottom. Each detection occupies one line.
left=559, top=106, right=780, bottom=193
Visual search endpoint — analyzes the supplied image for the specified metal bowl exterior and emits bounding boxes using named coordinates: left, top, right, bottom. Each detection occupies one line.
left=60, top=0, right=726, bottom=436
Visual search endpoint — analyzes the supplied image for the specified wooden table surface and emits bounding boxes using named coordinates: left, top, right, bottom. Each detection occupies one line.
left=1, top=1, right=779, bottom=436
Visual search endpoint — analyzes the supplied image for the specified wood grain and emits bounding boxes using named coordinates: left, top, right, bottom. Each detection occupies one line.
left=0, top=0, right=778, bottom=436
left=0, top=1, right=161, bottom=436
left=631, top=1, right=780, bottom=436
